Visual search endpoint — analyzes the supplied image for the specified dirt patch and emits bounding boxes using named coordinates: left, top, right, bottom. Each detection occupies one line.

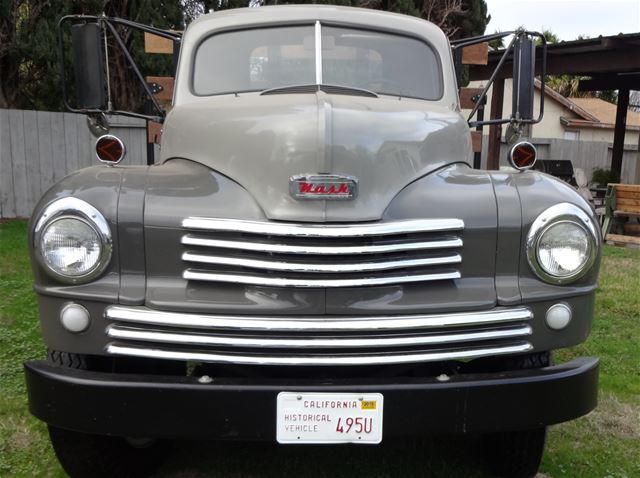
left=0, top=415, right=39, bottom=452
left=586, top=393, right=640, bottom=439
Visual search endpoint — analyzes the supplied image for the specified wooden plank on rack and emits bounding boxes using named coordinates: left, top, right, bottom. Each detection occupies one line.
left=470, top=131, right=483, bottom=153
left=460, top=87, right=484, bottom=110
left=462, top=42, right=488, bottom=65
left=146, top=76, right=174, bottom=101
left=144, top=32, right=175, bottom=54
left=148, top=121, right=163, bottom=144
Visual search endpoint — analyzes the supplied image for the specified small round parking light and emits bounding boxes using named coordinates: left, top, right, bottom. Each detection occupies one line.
left=95, top=134, right=126, bottom=165
left=60, top=303, right=91, bottom=333
left=508, top=141, right=537, bottom=170
left=545, top=303, right=572, bottom=330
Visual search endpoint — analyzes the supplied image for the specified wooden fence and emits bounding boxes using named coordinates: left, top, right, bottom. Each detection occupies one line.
left=1, top=108, right=638, bottom=219
left=0, top=109, right=149, bottom=218
left=476, top=137, right=639, bottom=184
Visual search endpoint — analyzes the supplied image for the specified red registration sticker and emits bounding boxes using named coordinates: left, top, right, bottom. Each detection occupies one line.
left=276, top=392, right=383, bottom=444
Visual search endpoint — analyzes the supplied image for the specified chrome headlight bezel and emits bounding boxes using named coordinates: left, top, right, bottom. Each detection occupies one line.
left=526, top=203, right=599, bottom=285
left=34, top=197, right=113, bottom=284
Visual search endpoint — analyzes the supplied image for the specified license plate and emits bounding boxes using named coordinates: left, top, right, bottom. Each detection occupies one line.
left=276, top=392, right=383, bottom=444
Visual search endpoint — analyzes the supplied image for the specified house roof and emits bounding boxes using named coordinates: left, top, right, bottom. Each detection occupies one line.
left=534, top=80, right=599, bottom=122
left=559, top=97, right=640, bottom=131
left=569, top=97, right=640, bottom=127
left=532, top=81, right=640, bottom=131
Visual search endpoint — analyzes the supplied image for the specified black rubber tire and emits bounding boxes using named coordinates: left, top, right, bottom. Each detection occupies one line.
left=505, top=351, right=551, bottom=370
left=48, top=426, right=168, bottom=478
left=482, top=427, right=547, bottom=478
left=48, top=349, right=87, bottom=369
left=46, top=351, right=169, bottom=476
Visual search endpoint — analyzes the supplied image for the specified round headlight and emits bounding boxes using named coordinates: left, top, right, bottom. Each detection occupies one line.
left=41, top=218, right=102, bottom=277
left=537, top=221, right=591, bottom=277
left=527, top=203, right=599, bottom=284
left=34, top=197, right=112, bottom=283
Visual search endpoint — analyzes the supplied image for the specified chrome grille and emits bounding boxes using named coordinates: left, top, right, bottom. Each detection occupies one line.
left=180, top=218, right=464, bottom=288
left=105, top=306, right=534, bottom=366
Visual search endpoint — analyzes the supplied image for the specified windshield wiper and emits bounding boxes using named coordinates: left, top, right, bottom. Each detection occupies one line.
left=260, top=84, right=378, bottom=98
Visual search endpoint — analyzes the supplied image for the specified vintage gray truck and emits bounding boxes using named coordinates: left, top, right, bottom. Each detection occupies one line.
left=25, top=5, right=601, bottom=478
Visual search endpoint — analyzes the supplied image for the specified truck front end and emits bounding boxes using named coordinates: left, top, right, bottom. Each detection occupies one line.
left=26, top=6, right=600, bottom=478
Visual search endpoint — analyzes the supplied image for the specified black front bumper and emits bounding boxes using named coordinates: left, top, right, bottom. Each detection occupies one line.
left=25, top=358, right=598, bottom=440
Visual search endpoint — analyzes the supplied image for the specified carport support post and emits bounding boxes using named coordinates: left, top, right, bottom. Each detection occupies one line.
left=487, top=78, right=505, bottom=170
left=611, top=87, right=630, bottom=180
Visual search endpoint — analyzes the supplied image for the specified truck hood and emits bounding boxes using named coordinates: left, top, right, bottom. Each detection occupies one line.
left=161, top=92, right=471, bottom=222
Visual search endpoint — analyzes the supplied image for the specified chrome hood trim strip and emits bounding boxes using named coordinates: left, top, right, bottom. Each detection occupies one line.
left=181, top=217, right=464, bottom=237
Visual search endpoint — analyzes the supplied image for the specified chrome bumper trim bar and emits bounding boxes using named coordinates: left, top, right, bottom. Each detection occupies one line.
left=105, top=342, right=534, bottom=366
left=105, top=306, right=533, bottom=332
left=106, top=324, right=533, bottom=349
left=181, top=218, right=464, bottom=237
left=182, top=270, right=461, bottom=287
left=181, top=235, right=463, bottom=255
left=181, top=252, right=462, bottom=273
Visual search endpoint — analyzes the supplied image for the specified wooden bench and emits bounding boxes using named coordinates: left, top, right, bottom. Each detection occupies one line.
left=602, top=183, right=640, bottom=245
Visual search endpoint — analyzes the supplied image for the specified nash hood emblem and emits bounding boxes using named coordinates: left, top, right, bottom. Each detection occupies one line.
left=290, top=174, right=358, bottom=200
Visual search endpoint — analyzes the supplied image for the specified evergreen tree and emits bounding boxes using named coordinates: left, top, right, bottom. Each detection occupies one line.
left=193, top=0, right=489, bottom=39
left=0, top=0, right=185, bottom=111
left=1, top=0, right=488, bottom=111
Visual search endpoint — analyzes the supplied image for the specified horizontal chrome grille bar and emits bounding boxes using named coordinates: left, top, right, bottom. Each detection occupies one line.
left=182, top=252, right=462, bottom=273
left=106, top=342, right=534, bottom=366
left=105, top=306, right=533, bottom=332
left=181, top=218, right=464, bottom=237
left=183, top=270, right=461, bottom=287
left=181, top=235, right=463, bottom=255
left=107, top=324, right=532, bottom=349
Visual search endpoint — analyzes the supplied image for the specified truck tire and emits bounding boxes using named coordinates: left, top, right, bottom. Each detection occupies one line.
left=48, top=426, right=168, bottom=478
left=482, top=427, right=546, bottom=478
left=48, top=349, right=88, bottom=369
left=46, top=351, right=169, bottom=477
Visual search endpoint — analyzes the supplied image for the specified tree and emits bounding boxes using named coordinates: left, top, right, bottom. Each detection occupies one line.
left=0, top=0, right=185, bottom=111
left=100, top=0, right=185, bottom=112
left=192, top=0, right=489, bottom=39
left=1, top=0, right=488, bottom=111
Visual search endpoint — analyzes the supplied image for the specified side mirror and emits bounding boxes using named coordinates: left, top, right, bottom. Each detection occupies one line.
left=71, top=22, right=107, bottom=109
left=512, top=35, right=536, bottom=121
left=87, top=113, right=110, bottom=138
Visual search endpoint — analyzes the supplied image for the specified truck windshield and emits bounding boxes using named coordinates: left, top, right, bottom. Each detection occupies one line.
left=193, top=24, right=443, bottom=100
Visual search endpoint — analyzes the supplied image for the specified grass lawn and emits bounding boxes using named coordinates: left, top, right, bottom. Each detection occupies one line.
left=1, top=219, right=638, bottom=477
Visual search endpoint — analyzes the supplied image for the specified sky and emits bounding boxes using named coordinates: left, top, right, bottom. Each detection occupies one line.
left=485, top=0, right=640, bottom=41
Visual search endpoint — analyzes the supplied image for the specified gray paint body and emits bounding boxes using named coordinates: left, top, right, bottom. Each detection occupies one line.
left=29, top=5, right=599, bottom=360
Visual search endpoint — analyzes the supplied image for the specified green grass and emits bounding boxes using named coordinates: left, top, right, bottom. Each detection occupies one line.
left=541, top=243, right=640, bottom=478
left=0, top=220, right=63, bottom=477
left=0, top=219, right=638, bottom=477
